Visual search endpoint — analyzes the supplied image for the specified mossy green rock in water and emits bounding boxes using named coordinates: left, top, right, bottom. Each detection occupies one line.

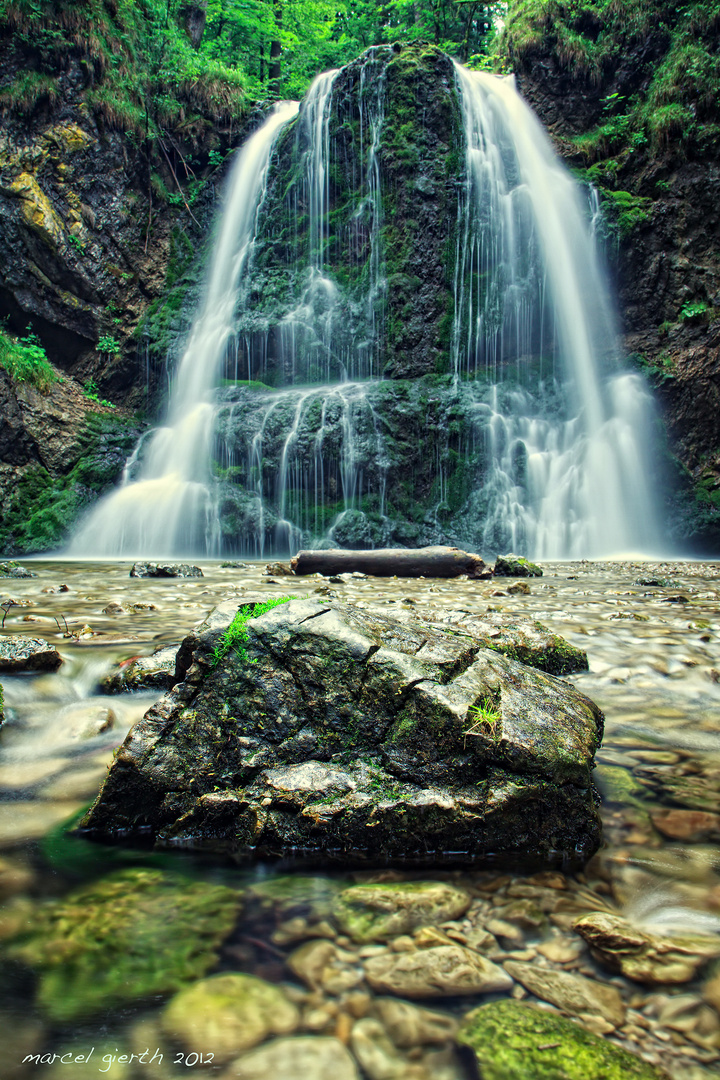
left=4, top=868, right=241, bottom=1020
left=333, top=881, right=471, bottom=942
left=494, top=554, right=543, bottom=578
left=82, top=598, right=603, bottom=866
left=457, top=1000, right=667, bottom=1080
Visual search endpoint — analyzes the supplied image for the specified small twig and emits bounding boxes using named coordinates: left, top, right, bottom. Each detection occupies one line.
left=1, top=600, right=18, bottom=629
left=158, top=139, right=201, bottom=227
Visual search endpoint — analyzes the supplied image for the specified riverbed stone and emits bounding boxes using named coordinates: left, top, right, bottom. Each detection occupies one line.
left=573, top=911, right=720, bottom=984
left=129, top=562, right=203, bottom=578
left=372, top=997, right=458, bottom=1045
left=333, top=882, right=471, bottom=943
left=650, top=808, right=720, bottom=842
left=99, top=644, right=179, bottom=693
left=0, top=636, right=62, bottom=672
left=493, top=554, right=543, bottom=578
left=161, top=973, right=300, bottom=1063
left=222, top=1036, right=359, bottom=1080
left=80, top=598, right=604, bottom=866
left=349, top=1017, right=412, bottom=1079
left=502, top=960, right=626, bottom=1026
left=0, top=562, right=36, bottom=578
left=457, top=1000, right=668, bottom=1080
left=363, top=943, right=513, bottom=997
left=5, top=868, right=241, bottom=1020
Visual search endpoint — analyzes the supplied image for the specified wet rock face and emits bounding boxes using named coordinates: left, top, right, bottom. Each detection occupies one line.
left=236, top=44, right=462, bottom=384
left=0, top=636, right=62, bottom=672
left=82, top=597, right=604, bottom=865
left=129, top=562, right=204, bottom=579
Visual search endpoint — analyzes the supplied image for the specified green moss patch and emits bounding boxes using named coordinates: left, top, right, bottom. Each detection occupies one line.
left=4, top=868, right=241, bottom=1021
left=457, top=999, right=667, bottom=1080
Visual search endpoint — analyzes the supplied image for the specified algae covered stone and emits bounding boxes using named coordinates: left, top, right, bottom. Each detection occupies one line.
left=333, top=881, right=471, bottom=942
left=5, top=868, right=241, bottom=1020
left=457, top=1000, right=667, bottom=1080
left=494, top=554, right=543, bottom=578
left=161, top=973, right=300, bottom=1063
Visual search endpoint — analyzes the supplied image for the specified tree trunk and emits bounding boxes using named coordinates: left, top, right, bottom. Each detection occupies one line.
left=269, top=0, right=283, bottom=93
left=290, top=545, right=492, bottom=579
left=180, top=2, right=208, bottom=48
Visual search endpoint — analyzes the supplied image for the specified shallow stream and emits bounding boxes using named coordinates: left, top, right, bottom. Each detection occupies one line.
left=1, top=559, right=719, bottom=1079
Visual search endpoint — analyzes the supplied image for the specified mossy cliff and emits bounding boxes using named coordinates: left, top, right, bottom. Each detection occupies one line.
left=501, top=0, right=720, bottom=550
left=236, top=44, right=462, bottom=384
left=0, top=0, right=250, bottom=551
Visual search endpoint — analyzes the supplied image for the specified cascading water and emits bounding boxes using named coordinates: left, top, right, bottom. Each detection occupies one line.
left=70, top=102, right=299, bottom=557
left=451, top=64, right=660, bottom=557
left=70, top=45, right=662, bottom=561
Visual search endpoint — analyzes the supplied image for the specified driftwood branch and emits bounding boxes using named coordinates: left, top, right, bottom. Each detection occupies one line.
left=290, top=545, right=491, bottom=579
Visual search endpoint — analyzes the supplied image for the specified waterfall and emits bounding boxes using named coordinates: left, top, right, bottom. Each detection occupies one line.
left=69, top=46, right=662, bottom=562
left=452, top=65, right=660, bottom=557
left=70, top=102, right=299, bottom=557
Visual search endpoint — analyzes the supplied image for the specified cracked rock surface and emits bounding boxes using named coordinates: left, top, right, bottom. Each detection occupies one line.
left=80, top=597, right=604, bottom=864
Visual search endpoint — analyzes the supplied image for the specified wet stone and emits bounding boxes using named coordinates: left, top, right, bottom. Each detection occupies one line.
left=161, top=973, right=300, bottom=1063
left=100, top=645, right=178, bottom=694
left=363, top=943, right=513, bottom=998
left=502, top=960, right=626, bottom=1026
left=221, top=1036, right=359, bottom=1080
left=493, top=554, right=543, bottom=578
left=129, top=562, right=203, bottom=578
left=573, top=911, right=720, bottom=984
left=0, top=562, right=36, bottom=578
left=457, top=1000, right=667, bottom=1080
left=333, top=882, right=471, bottom=943
left=82, top=598, right=604, bottom=866
left=5, top=868, right=241, bottom=1020
left=0, top=636, right=63, bottom=672
left=371, top=997, right=458, bottom=1046
left=650, top=808, right=720, bottom=842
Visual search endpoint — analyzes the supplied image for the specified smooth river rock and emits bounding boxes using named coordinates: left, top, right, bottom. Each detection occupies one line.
left=363, top=944, right=513, bottom=997
left=0, top=636, right=62, bottom=672
left=502, top=960, right=626, bottom=1026
left=222, top=1036, right=359, bottom=1080
left=573, top=910, right=720, bottom=984
left=333, top=881, right=471, bottom=943
left=161, top=973, right=300, bottom=1063
left=80, top=597, right=604, bottom=865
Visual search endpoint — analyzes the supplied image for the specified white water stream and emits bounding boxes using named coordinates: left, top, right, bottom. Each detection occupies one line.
left=71, top=102, right=299, bottom=557
left=70, top=56, right=661, bottom=561
left=452, top=65, right=660, bottom=557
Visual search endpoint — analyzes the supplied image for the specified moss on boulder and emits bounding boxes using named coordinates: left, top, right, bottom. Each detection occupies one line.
left=4, top=868, right=241, bottom=1020
left=457, top=1000, right=668, bottom=1080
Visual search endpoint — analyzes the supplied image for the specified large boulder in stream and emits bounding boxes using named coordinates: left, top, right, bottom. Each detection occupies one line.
left=81, top=597, right=604, bottom=865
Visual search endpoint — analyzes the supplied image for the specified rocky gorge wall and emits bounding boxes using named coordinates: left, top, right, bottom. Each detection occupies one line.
left=502, top=0, right=720, bottom=551
left=2, top=5, right=719, bottom=556
left=0, top=3, right=249, bottom=554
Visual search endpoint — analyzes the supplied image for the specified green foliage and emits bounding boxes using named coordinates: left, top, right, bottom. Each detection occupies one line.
left=502, top=0, right=720, bottom=161
left=0, top=413, right=141, bottom=553
left=600, top=189, right=652, bottom=238
left=680, top=300, right=708, bottom=321
left=464, top=693, right=503, bottom=743
left=82, top=379, right=116, bottom=408
left=96, top=334, right=121, bottom=356
left=0, top=326, right=58, bottom=390
left=0, top=69, right=58, bottom=113
left=211, top=595, right=297, bottom=667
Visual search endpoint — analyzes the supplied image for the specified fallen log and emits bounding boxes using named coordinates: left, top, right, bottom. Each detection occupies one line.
left=290, top=545, right=492, bottom=579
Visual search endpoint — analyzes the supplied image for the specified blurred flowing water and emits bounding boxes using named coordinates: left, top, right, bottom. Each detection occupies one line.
left=1, top=560, right=719, bottom=1077
left=69, top=56, right=661, bottom=561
